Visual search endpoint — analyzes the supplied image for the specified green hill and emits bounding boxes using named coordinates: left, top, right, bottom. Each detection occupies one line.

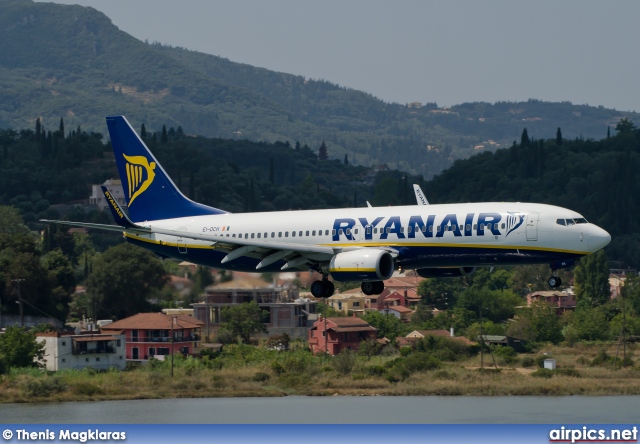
left=1, top=0, right=638, bottom=179
left=425, top=121, right=640, bottom=267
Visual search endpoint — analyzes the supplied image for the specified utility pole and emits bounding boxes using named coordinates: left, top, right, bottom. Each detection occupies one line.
left=12, top=279, right=25, bottom=327
left=171, top=315, right=176, bottom=377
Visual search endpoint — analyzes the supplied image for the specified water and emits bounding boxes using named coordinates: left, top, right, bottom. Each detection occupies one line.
left=1, top=396, right=638, bottom=424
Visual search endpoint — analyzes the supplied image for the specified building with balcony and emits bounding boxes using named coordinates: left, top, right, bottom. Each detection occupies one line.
left=89, top=178, right=127, bottom=210
left=308, top=316, right=377, bottom=355
left=100, top=313, right=203, bottom=362
left=527, top=291, right=577, bottom=314
left=36, top=331, right=126, bottom=371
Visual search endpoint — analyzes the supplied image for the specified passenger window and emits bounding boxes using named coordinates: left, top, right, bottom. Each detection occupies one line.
left=332, top=229, right=336, bottom=236
left=245, top=233, right=248, bottom=239
left=271, top=232, right=275, bottom=238
left=278, top=232, right=282, bottom=237
left=264, top=232, right=267, bottom=238
left=428, top=226, right=432, bottom=233
left=251, top=233, right=255, bottom=239
left=366, top=227, right=371, bottom=234
left=257, top=233, right=261, bottom=238
left=473, top=224, right=477, bottom=230
left=338, top=229, right=343, bottom=235
left=556, top=219, right=566, bottom=226
left=466, top=224, right=471, bottom=231
left=346, top=228, right=351, bottom=235
left=325, top=230, right=329, bottom=235
left=285, top=232, right=288, bottom=237
left=292, top=231, right=296, bottom=237
left=232, top=234, right=236, bottom=238
left=312, top=230, right=316, bottom=236
left=354, top=229, right=358, bottom=235
left=300, top=231, right=303, bottom=236
left=422, top=226, right=426, bottom=232
left=374, top=228, right=378, bottom=234
left=306, top=231, right=310, bottom=236
left=407, top=226, right=413, bottom=233
left=501, top=223, right=505, bottom=229
left=386, top=228, right=391, bottom=234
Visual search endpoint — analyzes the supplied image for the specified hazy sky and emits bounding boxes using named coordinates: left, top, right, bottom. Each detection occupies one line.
left=43, top=1, right=640, bottom=111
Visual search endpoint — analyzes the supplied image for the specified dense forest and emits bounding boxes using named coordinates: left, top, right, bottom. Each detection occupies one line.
left=2, top=0, right=639, bottom=179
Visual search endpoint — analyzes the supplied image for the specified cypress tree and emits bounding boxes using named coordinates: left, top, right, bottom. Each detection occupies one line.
left=556, top=127, right=562, bottom=145
left=141, top=123, right=147, bottom=139
left=520, top=128, right=530, bottom=148
left=161, top=125, right=168, bottom=144
left=35, top=118, right=41, bottom=142
left=59, top=117, right=65, bottom=138
left=318, top=141, right=328, bottom=160
left=344, top=154, right=349, bottom=165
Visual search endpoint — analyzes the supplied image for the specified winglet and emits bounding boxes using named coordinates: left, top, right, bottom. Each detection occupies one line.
left=413, top=184, right=429, bottom=205
left=101, top=186, right=140, bottom=229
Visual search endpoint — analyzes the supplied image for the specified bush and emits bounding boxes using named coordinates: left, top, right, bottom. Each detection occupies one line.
left=252, top=372, right=270, bottom=382
left=521, top=357, right=535, bottom=368
left=21, top=377, right=66, bottom=397
left=399, top=347, right=412, bottom=357
left=365, top=365, right=387, bottom=377
left=531, top=368, right=554, bottom=378
left=216, top=329, right=236, bottom=345
left=331, top=350, right=357, bottom=375
left=591, top=349, right=612, bottom=366
left=402, top=352, right=441, bottom=373
left=73, top=382, right=105, bottom=396
left=493, top=346, right=518, bottom=366
left=555, top=368, right=581, bottom=378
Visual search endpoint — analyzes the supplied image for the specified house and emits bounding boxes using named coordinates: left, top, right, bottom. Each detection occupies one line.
left=308, top=316, right=377, bottom=355
left=36, top=331, right=126, bottom=371
left=328, top=292, right=366, bottom=316
left=387, top=305, right=413, bottom=322
left=100, top=313, right=203, bottom=362
left=527, top=291, right=576, bottom=314
left=192, top=278, right=317, bottom=340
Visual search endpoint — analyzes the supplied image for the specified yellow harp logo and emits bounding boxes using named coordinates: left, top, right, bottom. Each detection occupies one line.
left=123, top=154, right=156, bottom=206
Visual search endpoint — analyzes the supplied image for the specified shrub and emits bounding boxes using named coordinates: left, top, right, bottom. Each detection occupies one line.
left=493, top=346, right=518, bottom=366
left=433, top=370, right=456, bottom=380
left=252, top=372, right=270, bottom=382
left=591, top=349, right=612, bottom=367
left=331, top=350, right=357, bottom=375
left=216, top=329, right=236, bottom=345
left=358, top=339, right=381, bottom=359
left=531, top=368, right=554, bottom=378
left=555, top=368, right=581, bottom=378
left=521, top=357, right=535, bottom=368
left=399, top=347, right=412, bottom=357
left=73, top=382, right=105, bottom=396
left=271, top=362, right=285, bottom=375
left=402, top=352, right=441, bottom=373
left=21, top=377, right=66, bottom=397
left=365, top=365, right=387, bottom=377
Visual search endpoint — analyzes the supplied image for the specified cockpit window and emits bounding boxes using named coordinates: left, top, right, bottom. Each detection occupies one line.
left=558, top=217, right=588, bottom=226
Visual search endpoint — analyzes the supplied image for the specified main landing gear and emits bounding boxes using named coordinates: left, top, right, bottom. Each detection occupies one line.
left=361, top=281, right=384, bottom=295
left=310, top=276, right=335, bottom=298
left=547, top=259, right=574, bottom=288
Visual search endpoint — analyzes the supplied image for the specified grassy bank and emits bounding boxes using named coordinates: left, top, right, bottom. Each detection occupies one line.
left=1, top=342, right=639, bottom=403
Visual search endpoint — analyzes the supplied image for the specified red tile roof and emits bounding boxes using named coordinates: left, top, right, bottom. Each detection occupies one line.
left=101, top=313, right=203, bottom=330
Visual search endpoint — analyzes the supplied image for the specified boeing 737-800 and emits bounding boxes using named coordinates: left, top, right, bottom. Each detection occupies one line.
left=41, top=116, right=611, bottom=298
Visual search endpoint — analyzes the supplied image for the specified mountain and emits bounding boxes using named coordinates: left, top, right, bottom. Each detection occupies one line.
left=2, top=0, right=638, bottom=178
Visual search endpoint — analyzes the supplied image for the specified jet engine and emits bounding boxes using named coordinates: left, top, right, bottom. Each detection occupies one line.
left=416, top=267, right=477, bottom=278
left=327, top=249, right=394, bottom=282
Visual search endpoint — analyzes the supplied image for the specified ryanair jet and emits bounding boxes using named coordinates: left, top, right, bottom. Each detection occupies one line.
left=41, top=116, right=611, bottom=298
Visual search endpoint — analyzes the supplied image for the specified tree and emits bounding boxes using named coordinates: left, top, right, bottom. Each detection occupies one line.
left=140, top=123, right=147, bottom=139
left=220, top=301, right=268, bottom=343
left=508, top=301, right=563, bottom=343
left=318, top=141, right=328, bottom=160
left=615, top=117, right=636, bottom=134
left=87, top=243, right=168, bottom=319
left=556, top=127, right=562, bottom=145
left=417, top=278, right=462, bottom=309
left=161, top=125, right=168, bottom=144
left=520, top=128, right=530, bottom=147
left=362, top=310, right=409, bottom=340
left=574, top=250, right=610, bottom=307
left=0, top=326, right=45, bottom=372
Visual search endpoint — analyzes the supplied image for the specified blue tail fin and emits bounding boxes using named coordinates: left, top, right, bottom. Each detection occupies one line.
left=106, top=116, right=227, bottom=222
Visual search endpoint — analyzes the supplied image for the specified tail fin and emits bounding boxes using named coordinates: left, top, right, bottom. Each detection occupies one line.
left=106, top=116, right=226, bottom=222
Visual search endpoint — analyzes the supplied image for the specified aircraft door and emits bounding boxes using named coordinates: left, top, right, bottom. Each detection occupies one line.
left=526, top=213, right=539, bottom=241
left=177, top=227, right=188, bottom=254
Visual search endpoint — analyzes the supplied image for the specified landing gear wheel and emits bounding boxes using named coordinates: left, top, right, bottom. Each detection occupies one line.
left=311, top=279, right=335, bottom=298
left=548, top=276, right=562, bottom=288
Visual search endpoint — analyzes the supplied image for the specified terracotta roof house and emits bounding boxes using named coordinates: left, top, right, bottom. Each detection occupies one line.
left=308, top=316, right=377, bottom=355
left=527, top=291, right=576, bottom=314
left=100, top=313, right=203, bottom=362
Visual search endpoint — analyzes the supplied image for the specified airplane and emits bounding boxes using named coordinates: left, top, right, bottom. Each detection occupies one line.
left=41, top=116, right=611, bottom=298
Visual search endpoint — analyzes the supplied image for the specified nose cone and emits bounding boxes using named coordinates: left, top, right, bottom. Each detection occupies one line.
left=588, top=225, right=611, bottom=252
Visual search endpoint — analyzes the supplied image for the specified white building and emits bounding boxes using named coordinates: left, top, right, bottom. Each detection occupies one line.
left=36, top=332, right=126, bottom=371
left=89, top=179, right=127, bottom=210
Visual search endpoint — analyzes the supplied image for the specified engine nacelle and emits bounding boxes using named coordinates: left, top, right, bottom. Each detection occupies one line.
left=327, top=249, right=394, bottom=282
left=416, top=266, right=477, bottom=278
